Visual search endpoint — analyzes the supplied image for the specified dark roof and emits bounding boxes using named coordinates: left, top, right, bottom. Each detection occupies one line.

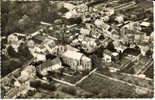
left=38, top=57, right=61, bottom=71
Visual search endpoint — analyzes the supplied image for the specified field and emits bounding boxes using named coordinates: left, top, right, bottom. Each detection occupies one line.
left=77, top=72, right=153, bottom=98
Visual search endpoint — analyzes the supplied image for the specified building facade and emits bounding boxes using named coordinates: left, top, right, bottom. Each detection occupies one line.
left=61, top=50, right=92, bottom=71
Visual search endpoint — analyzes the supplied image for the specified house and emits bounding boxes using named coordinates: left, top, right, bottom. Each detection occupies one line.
left=81, top=37, right=98, bottom=53
left=45, top=45, right=66, bottom=56
left=90, top=28, right=102, bottom=39
left=64, top=8, right=78, bottom=19
left=101, top=22, right=110, bottom=31
left=104, top=7, right=114, bottom=16
left=101, top=16, right=110, bottom=22
left=112, top=52, right=120, bottom=62
left=134, top=31, right=150, bottom=44
left=116, top=44, right=127, bottom=53
left=150, top=32, right=153, bottom=44
left=27, top=41, right=47, bottom=62
left=103, top=49, right=112, bottom=63
left=103, top=50, right=120, bottom=63
left=138, top=43, right=150, bottom=56
left=78, top=35, right=85, bottom=41
left=100, top=38, right=112, bottom=48
left=111, top=29, right=120, bottom=40
left=30, top=29, right=43, bottom=37
left=7, top=33, right=26, bottom=52
left=115, top=15, right=124, bottom=23
left=61, top=50, right=92, bottom=71
left=94, top=19, right=110, bottom=31
left=63, top=3, right=76, bottom=11
left=80, top=28, right=90, bottom=36
left=34, top=35, right=60, bottom=56
left=126, top=31, right=135, bottom=42
left=113, top=41, right=127, bottom=53
left=134, top=32, right=143, bottom=44
left=18, top=65, right=36, bottom=83
left=143, top=35, right=150, bottom=43
left=71, top=39, right=80, bottom=47
left=40, top=21, right=52, bottom=26
left=103, top=30, right=112, bottom=38
left=38, top=57, right=63, bottom=76
left=140, top=22, right=150, bottom=27
left=94, top=19, right=104, bottom=27
left=120, top=22, right=141, bottom=38
left=85, top=23, right=95, bottom=29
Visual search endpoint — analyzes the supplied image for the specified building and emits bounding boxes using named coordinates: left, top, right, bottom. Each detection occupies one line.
left=81, top=37, right=98, bottom=53
left=66, top=45, right=80, bottom=52
left=111, top=29, right=121, bottom=40
left=71, top=39, right=80, bottom=47
left=100, top=38, right=112, bottom=48
left=7, top=33, right=26, bottom=52
left=120, top=22, right=141, bottom=37
left=101, top=22, right=110, bottom=31
left=80, top=28, right=91, bottom=36
left=45, top=45, right=66, bottom=56
left=18, top=65, right=36, bottom=83
left=138, top=43, right=150, bottom=56
left=112, top=52, right=120, bottom=62
left=27, top=32, right=58, bottom=61
left=134, top=32, right=143, bottom=44
left=101, top=16, right=110, bottom=22
left=115, top=15, right=124, bottom=23
left=61, top=50, right=92, bottom=71
left=38, top=57, right=63, bottom=76
left=103, top=49, right=112, bottom=63
left=113, top=41, right=127, bottom=53
left=140, top=22, right=150, bottom=27
left=27, top=41, right=47, bottom=62
left=94, top=19, right=104, bottom=27
left=134, top=31, right=150, bottom=44
left=90, top=28, right=102, bottom=39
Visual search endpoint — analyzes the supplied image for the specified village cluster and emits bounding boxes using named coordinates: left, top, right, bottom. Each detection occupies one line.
left=1, top=0, right=154, bottom=98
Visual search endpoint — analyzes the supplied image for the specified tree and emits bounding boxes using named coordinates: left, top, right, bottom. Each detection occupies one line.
left=90, top=54, right=105, bottom=69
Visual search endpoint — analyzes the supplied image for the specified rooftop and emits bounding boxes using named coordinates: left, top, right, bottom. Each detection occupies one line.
left=103, top=49, right=112, bottom=56
left=39, top=57, right=61, bottom=71
left=62, top=50, right=83, bottom=61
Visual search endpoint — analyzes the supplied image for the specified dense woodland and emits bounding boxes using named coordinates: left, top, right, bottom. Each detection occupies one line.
left=1, top=0, right=68, bottom=36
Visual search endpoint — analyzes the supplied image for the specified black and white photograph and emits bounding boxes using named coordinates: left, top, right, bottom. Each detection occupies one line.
left=1, top=0, right=154, bottom=99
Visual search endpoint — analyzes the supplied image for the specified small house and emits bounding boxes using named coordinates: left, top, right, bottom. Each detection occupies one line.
left=112, top=52, right=120, bottom=62
left=103, top=49, right=112, bottom=63
left=80, top=28, right=91, bottom=36
left=138, top=43, right=150, bottom=56
left=111, top=29, right=120, bottom=40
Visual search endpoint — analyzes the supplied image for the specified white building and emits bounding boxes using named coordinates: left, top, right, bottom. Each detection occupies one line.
left=103, top=49, right=112, bottom=63
left=7, top=33, right=26, bottom=52
left=61, top=50, right=92, bottom=71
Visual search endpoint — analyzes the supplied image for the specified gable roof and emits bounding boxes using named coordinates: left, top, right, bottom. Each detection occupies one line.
left=38, top=57, right=61, bottom=71
left=103, top=49, right=112, bottom=56
left=62, top=50, right=83, bottom=61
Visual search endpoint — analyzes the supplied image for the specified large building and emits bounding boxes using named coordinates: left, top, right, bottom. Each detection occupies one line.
left=38, top=57, right=63, bottom=76
left=61, top=50, right=92, bottom=71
